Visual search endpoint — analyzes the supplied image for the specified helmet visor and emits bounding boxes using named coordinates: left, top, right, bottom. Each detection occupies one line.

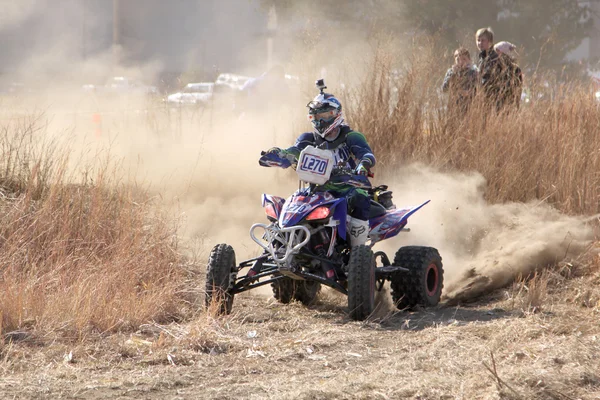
left=307, top=110, right=337, bottom=123
left=307, top=98, right=342, bottom=136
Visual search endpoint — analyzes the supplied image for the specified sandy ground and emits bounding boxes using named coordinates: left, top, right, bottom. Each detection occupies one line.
left=1, top=268, right=599, bottom=400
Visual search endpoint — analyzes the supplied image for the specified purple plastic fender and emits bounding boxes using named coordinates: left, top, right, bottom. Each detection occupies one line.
left=368, top=200, right=430, bottom=244
left=262, top=194, right=286, bottom=218
left=277, top=192, right=348, bottom=238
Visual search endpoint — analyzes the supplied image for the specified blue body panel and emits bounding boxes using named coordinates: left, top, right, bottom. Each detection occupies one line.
left=368, top=200, right=430, bottom=244
left=258, top=152, right=429, bottom=246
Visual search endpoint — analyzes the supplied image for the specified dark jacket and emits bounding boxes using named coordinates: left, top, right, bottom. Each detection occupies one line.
left=477, top=49, right=503, bottom=98
left=442, top=64, right=478, bottom=111
left=286, top=125, right=376, bottom=171
left=498, top=54, right=523, bottom=108
left=283, top=125, right=375, bottom=219
left=478, top=48, right=523, bottom=111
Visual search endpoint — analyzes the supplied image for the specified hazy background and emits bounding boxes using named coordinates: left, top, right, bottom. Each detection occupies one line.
left=2, top=0, right=600, bottom=91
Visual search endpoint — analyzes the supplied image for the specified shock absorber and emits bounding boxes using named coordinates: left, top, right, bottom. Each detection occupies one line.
left=315, top=230, right=335, bottom=280
left=247, top=258, right=262, bottom=278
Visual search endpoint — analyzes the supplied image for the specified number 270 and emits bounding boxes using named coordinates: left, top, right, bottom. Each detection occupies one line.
left=301, top=156, right=327, bottom=173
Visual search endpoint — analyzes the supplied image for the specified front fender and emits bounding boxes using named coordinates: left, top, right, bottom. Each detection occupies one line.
left=262, top=194, right=286, bottom=219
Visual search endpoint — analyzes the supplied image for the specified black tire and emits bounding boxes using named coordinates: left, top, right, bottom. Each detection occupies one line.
left=391, top=246, right=443, bottom=310
left=271, top=277, right=321, bottom=306
left=347, top=245, right=376, bottom=321
left=205, top=244, right=236, bottom=315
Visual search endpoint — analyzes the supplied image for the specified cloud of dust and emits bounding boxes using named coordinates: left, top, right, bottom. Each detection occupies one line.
left=374, top=164, right=595, bottom=303
left=0, top=0, right=37, bottom=29
left=0, top=0, right=374, bottom=261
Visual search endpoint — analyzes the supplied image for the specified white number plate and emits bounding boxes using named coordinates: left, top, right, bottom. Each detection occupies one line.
left=296, top=146, right=335, bottom=185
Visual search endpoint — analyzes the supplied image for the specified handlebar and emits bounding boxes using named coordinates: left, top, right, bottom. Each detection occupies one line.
left=331, top=165, right=374, bottom=178
left=259, top=152, right=373, bottom=187
left=328, top=167, right=372, bottom=189
left=258, top=151, right=294, bottom=169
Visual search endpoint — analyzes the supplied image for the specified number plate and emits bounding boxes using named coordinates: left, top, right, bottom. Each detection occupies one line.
left=296, top=146, right=335, bottom=185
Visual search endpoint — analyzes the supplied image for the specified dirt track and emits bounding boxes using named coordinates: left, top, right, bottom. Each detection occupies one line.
left=2, top=273, right=599, bottom=400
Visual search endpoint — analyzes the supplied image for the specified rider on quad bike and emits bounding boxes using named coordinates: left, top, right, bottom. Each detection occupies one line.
left=263, top=81, right=376, bottom=256
left=203, top=79, right=443, bottom=322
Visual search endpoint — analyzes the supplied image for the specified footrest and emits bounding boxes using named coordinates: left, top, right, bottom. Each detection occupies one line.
left=375, top=265, right=410, bottom=279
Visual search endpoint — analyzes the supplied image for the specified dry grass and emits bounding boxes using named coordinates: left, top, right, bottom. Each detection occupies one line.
left=344, top=41, right=600, bottom=216
left=509, top=270, right=550, bottom=314
left=0, top=114, right=187, bottom=341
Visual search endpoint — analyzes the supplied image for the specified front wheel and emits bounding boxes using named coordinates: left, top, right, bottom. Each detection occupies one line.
left=347, top=245, right=376, bottom=321
left=391, top=246, right=443, bottom=310
left=205, top=244, right=236, bottom=315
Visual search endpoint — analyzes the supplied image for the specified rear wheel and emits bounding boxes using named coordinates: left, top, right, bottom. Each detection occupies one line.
left=391, top=246, right=443, bottom=310
left=347, top=245, right=376, bottom=321
left=205, top=244, right=236, bottom=315
left=272, top=277, right=321, bottom=305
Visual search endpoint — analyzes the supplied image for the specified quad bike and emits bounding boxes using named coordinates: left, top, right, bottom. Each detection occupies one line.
left=205, top=146, right=443, bottom=320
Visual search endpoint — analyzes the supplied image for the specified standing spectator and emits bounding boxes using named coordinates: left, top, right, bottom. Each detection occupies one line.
left=441, top=47, right=478, bottom=114
left=475, top=27, right=504, bottom=111
left=494, top=41, right=524, bottom=109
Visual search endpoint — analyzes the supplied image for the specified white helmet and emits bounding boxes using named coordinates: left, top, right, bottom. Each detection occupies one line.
left=307, top=92, right=344, bottom=141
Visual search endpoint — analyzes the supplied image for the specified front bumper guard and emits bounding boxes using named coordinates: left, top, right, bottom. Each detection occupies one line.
left=249, top=223, right=311, bottom=264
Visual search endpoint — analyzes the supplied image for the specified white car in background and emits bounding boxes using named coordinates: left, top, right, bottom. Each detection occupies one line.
left=83, top=76, right=159, bottom=95
left=166, top=82, right=214, bottom=105
left=215, top=73, right=250, bottom=90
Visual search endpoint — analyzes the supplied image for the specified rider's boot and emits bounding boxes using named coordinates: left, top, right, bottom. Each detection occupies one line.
left=348, top=217, right=369, bottom=247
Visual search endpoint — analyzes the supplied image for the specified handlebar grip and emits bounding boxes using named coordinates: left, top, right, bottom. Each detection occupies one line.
left=260, top=151, right=266, bottom=156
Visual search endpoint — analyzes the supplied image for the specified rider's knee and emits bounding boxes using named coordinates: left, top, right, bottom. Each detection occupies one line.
left=349, top=193, right=370, bottom=220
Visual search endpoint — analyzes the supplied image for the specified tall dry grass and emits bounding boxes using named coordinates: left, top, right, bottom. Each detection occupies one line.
left=343, top=42, right=600, bottom=216
left=0, top=115, right=185, bottom=341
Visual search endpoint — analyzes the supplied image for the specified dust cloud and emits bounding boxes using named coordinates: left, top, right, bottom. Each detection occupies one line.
left=374, top=164, right=595, bottom=303
left=112, top=113, right=595, bottom=305
left=0, top=1, right=310, bottom=263
left=0, top=0, right=37, bottom=29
